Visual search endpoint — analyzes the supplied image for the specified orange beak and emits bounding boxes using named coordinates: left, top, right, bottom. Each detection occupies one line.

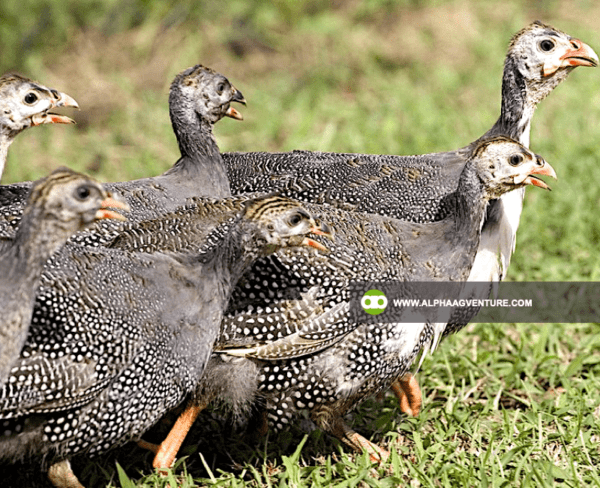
left=225, top=87, right=246, bottom=120
left=95, top=194, right=130, bottom=221
left=31, top=113, right=76, bottom=126
left=30, top=91, right=80, bottom=126
left=302, top=221, right=334, bottom=252
left=225, top=106, right=244, bottom=120
left=543, top=38, right=599, bottom=76
left=515, top=157, right=558, bottom=191
left=301, top=237, right=329, bottom=252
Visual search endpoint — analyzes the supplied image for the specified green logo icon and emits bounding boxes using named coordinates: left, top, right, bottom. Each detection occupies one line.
left=361, top=289, right=388, bottom=315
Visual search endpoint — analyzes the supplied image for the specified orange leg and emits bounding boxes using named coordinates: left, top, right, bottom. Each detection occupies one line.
left=330, top=416, right=390, bottom=464
left=150, top=401, right=206, bottom=469
left=137, top=438, right=160, bottom=453
left=47, top=459, right=85, bottom=488
left=390, top=373, right=422, bottom=417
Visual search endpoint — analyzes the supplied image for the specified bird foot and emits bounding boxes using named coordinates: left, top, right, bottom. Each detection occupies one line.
left=350, top=431, right=391, bottom=463
left=391, top=373, right=422, bottom=417
left=47, top=459, right=85, bottom=488
left=330, top=417, right=390, bottom=464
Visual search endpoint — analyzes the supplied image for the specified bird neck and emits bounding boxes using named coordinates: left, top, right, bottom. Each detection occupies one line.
left=166, top=105, right=231, bottom=198
left=211, top=221, right=268, bottom=283
left=483, top=56, right=532, bottom=146
left=4, top=207, right=67, bottom=283
left=448, top=161, right=490, bottom=242
left=0, top=130, right=16, bottom=181
left=174, top=218, right=268, bottom=308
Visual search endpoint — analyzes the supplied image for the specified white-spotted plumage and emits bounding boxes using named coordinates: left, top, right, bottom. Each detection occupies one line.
left=0, top=194, right=326, bottom=485
left=0, top=65, right=245, bottom=242
left=148, top=137, right=555, bottom=460
left=0, top=167, right=125, bottom=391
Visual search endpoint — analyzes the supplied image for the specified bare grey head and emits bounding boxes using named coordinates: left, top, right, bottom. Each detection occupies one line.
left=469, top=136, right=557, bottom=200
left=21, top=167, right=128, bottom=252
left=508, top=21, right=598, bottom=95
left=169, top=64, right=246, bottom=126
left=489, top=22, right=598, bottom=144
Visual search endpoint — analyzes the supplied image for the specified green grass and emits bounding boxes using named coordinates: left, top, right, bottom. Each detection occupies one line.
left=3, top=0, right=600, bottom=486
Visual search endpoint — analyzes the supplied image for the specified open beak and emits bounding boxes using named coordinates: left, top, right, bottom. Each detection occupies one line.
left=225, top=106, right=244, bottom=120
left=514, top=157, right=557, bottom=190
left=225, top=87, right=247, bottom=120
left=310, top=221, right=334, bottom=240
left=301, top=221, right=334, bottom=252
left=31, top=91, right=80, bottom=126
left=95, top=194, right=130, bottom=221
left=31, top=113, right=76, bottom=126
left=543, top=38, right=599, bottom=76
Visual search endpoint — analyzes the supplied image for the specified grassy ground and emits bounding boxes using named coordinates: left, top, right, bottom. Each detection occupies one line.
left=2, top=0, right=600, bottom=486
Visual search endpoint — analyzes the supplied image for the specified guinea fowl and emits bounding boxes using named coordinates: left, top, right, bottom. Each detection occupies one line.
left=0, top=73, right=78, bottom=181
left=102, top=64, right=246, bottom=215
left=0, top=167, right=127, bottom=390
left=0, top=195, right=330, bottom=488
left=226, top=21, right=594, bottom=227
left=134, top=137, right=555, bottom=467
left=223, top=21, right=597, bottom=415
left=0, top=64, right=245, bottom=241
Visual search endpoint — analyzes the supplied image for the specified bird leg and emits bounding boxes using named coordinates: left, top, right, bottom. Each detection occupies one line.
left=151, top=401, right=207, bottom=469
left=47, top=459, right=85, bottom=488
left=329, top=416, right=390, bottom=463
left=248, top=409, right=269, bottom=438
left=256, top=410, right=269, bottom=436
left=390, top=373, right=422, bottom=417
left=137, top=438, right=160, bottom=454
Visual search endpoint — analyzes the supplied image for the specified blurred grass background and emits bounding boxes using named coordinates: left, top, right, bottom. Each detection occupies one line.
left=2, top=0, right=600, bottom=486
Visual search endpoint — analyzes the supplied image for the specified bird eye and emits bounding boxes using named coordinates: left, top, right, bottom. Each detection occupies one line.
left=539, top=39, right=555, bottom=52
left=217, top=83, right=225, bottom=94
left=75, top=185, right=91, bottom=200
left=509, top=154, right=523, bottom=166
left=24, top=92, right=38, bottom=104
left=288, top=212, right=304, bottom=226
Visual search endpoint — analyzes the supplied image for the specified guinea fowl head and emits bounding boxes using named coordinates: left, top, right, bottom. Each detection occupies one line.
left=470, top=136, right=557, bottom=200
left=240, top=195, right=333, bottom=256
left=485, top=21, right=598, bottom=145
left=507, top=21, right=598, bottom=104
left=169, top=64, right=246, bottom=126
left=0, top=73, right=79, bottom=135
left=0, top=74, right=79, bottom=179
left=23, top=167, right=129, bottom=243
